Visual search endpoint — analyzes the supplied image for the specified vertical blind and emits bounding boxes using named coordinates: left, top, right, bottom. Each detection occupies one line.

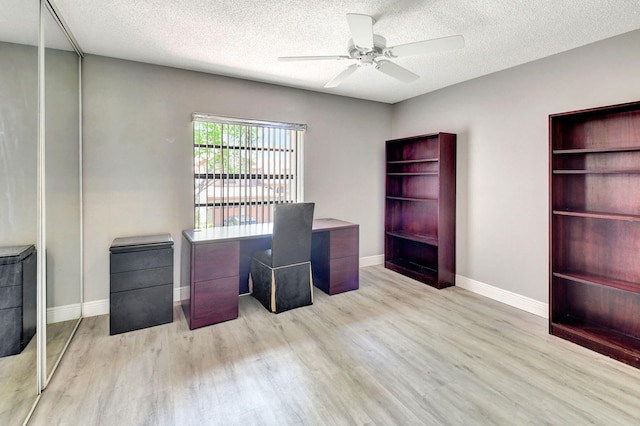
left=192, top=113, right=306, bottom=228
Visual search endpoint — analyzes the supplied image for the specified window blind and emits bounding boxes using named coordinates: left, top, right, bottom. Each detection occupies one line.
left=192, top=113, right=305, bottom=228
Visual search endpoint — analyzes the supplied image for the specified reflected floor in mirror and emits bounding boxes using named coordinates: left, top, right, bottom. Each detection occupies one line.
left=0, top=336, right=37, bottom=426
left=46, top=319, right=79, bottom=378
left=30, top=265, right=640, bottom=425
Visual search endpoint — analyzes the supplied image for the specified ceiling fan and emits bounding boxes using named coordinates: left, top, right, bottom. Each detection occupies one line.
left=278, top=13, right=465, bottom=88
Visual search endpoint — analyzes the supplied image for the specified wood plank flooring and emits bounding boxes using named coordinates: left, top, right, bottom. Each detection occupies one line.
left=0, top=318, right=79, bottom=426
left=0, top=334, right=37, bottom=426
left=46, top=319, right=80, bottom=378
left=28, top=266, right=640, bottom=425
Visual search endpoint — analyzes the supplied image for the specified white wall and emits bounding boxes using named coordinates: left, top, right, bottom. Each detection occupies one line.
left=82, top=55, right=390, bottom=303
left=82, top=28, right=640, bottom=309
left=391, top=29, right=640, bottom=303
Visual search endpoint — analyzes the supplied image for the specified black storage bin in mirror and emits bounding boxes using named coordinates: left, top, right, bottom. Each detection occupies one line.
left=0, top=245, right=36, bottom=357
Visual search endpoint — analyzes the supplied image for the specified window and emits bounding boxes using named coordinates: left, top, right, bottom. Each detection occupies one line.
left=192, top=113, right=306, bottom=228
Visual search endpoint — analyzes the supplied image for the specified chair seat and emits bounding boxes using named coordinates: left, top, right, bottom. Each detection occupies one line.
left=252, top=249, right=272, bottom=266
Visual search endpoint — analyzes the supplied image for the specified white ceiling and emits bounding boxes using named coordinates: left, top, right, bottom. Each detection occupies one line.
left=5, top=1, right=640, bottom=104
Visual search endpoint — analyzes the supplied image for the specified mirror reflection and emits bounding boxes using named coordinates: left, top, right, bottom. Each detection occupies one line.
left=0, top=0, right=39, bottom=424
left=43, top=2, right=82, bottom=380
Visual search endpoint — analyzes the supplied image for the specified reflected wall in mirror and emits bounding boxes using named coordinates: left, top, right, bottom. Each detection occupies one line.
left=42, top=1, right=82, bottom=382
left=0, top=0, right=40, bottom=424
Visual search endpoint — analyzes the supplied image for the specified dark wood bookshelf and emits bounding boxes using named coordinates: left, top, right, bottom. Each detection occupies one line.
left=552, top=210, right=640, bottom=222
left=387, top=158, right=440, bottom=164
left=551, top=320, right=640, bottom=368
left=386, top=231, right=439, bottom=246
left=552, top=271, right=640, bottom=294
left=549, top=100, right=640, bottom=368
left=385, top=259, right=438, bottom=284
left=553, top=145, right=640, bottom=154
left=553, top=169, right=640, bottom=174
left=386, top=196, right=438, bottom=203
left=385, top=133, right=456, bottom=289
left=387, top=172, right=439, bottom=176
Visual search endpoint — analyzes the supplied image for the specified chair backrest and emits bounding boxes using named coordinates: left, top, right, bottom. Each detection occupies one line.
left=270, top=202, right=315, bottom=267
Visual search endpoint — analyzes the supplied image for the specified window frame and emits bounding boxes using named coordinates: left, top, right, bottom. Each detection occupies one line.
left=192, top=113, right=306, bottom=229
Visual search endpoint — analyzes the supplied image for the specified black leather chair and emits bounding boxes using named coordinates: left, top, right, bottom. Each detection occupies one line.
left=249, top=202, right=315, bottom=313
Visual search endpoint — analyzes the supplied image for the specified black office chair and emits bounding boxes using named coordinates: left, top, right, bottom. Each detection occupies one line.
left=249, top=202, right=315, bottom=313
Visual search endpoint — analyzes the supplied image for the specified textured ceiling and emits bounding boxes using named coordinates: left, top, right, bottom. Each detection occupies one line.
left=4, top=1, right=640, bottom=104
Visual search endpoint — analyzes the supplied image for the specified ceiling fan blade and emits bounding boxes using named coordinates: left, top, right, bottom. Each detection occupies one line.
left=385, top=35, right=465, bottom=58
left=375, top=59, right=419, bottom=83
left=324, top=64, right=359, bottom=88
left=279, top=55, right=351, bottom=61
left=346, top=13, right=374, bottom=50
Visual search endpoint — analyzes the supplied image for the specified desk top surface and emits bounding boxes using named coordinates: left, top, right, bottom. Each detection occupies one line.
left=183, top=218, right=357, bottom=244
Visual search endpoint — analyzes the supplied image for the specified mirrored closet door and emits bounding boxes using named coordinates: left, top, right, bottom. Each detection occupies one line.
left=0, top=1, right=40, bottom=424
left=41, top=0, right=83, bottom=384
left=0, top=0, right=82, bottom=423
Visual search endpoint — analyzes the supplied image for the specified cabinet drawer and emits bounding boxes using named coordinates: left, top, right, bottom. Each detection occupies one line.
left=0, top=264, right=20, bottom=288
left=194, top=242, right=239, bottom=282
left=0, top=307, right=22, bottom=357
left=110, top=283, right=173, bottom=335
left=193, top=276, right=238, bottom=324
left=110, top=248, right=173, bottom=273
left=110, top=265, right=173, bottom=293
left=330, top=228, right=358, bottom=259
left=0, top=285, right=21, bottom=310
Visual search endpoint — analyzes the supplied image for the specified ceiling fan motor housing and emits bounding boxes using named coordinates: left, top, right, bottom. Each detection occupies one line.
left=349, top=34, right=387, bottom=64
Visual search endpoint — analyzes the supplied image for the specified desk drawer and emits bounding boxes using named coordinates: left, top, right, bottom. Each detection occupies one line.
left=329, top=256, right=359, bottom=294
left=194, top=242, right=239, bottom=282
left=192, top=276, right=238, bottom=325
left=330, top=228, right=358, bottom=259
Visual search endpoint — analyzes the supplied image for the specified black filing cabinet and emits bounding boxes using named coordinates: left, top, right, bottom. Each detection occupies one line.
left=109, top=234, right=174, bottom=335
left=0, top=245, right=37, bottom=357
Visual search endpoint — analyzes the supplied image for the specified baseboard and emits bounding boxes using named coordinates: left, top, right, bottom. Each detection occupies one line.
left=82, top=262, right=547, bottom=320
left=360, top=254, right=384, bottom=267
left=47, top=303, right=82, bottom=324
left=363, top=256, right=547, bottom=318
left=455, top=274, right=548, bottom=318
left=176, top=286, right=189, bottom=301
left=82, top=299, right=109, bottom=317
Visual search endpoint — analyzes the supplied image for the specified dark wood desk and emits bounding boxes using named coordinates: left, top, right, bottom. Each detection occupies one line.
left=181, top=218, right=359, bottom=329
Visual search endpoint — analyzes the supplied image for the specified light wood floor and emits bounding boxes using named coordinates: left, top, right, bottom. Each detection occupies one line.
left=29, top=266, right=640, bottom=425
left=0, top=332, right=37, bottom=426
left=46, top=319, right=80, bottom=378
left=0, top=318, right=79, bottom=426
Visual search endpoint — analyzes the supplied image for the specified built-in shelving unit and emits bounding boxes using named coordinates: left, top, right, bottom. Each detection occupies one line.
left=549, top=100, right=640, bottom=368
left=385, top=133, right=456, bottom=289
